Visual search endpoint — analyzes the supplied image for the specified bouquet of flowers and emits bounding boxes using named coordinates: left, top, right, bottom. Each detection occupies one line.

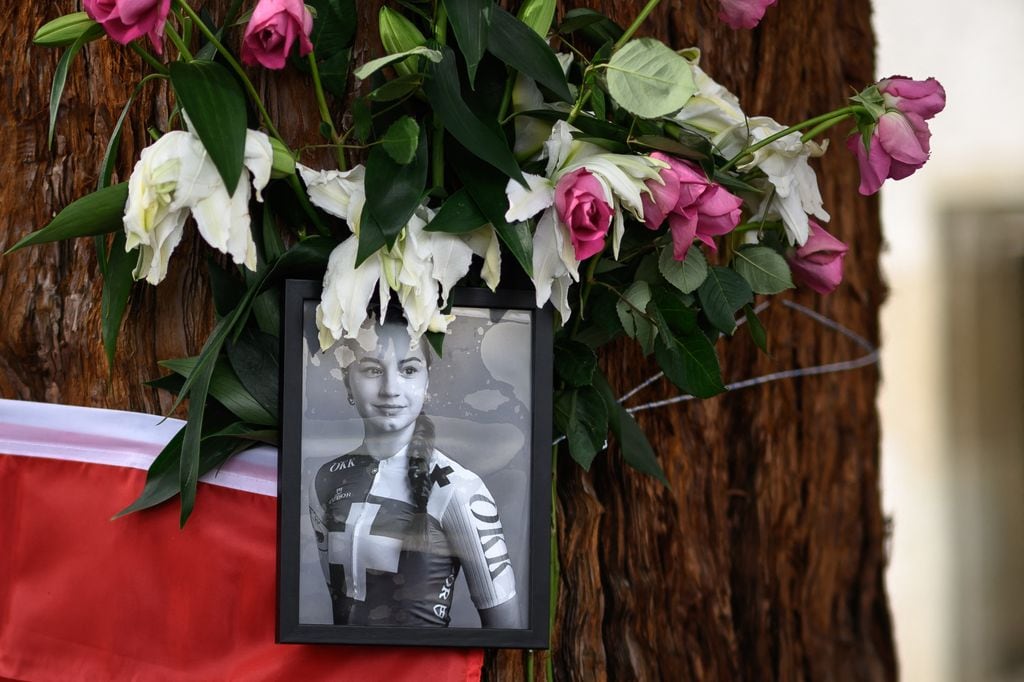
left=16, top=0, right=945, bottom=524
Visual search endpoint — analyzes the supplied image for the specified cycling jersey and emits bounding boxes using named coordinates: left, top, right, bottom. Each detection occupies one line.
left=309, top=447, right=517, bottom=626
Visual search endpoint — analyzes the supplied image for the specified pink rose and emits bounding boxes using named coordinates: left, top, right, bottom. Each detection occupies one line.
left=848, top=76, right=946, bottom=195
left=787, top=220, right=848, bottom=294
left=642, top=152, right=743, bottom=261
left=718, top=0, right=777, bottom=29
left=241, top=0, right=315, bottom=70
left=555, top=169, right=613, bottom=261
left=83, top=0, right=171, bottom=54
left=879, top=76, right=946, bottom=120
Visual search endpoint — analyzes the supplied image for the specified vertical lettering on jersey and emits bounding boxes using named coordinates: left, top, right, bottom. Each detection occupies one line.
left=468, top=494, right=512, bottom=580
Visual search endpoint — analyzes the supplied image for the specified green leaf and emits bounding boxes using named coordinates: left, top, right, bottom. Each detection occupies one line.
left=101, top=233, right=136, bottom=371
left=659, top=245, right=708, bottom=294
left=366, top=74, right=423, bottom=101
left=633, top=134, right=709, bottom=163
left=616, top=281, right=656, bottom=353
left=423, top=46, right=526, bottom=185
left=114, top=422, right=256, bottom=518
left=425, top=330, right=445, bottom=357
left=517, top=0, right=556, bottom=37
left=696, top=266, right=753, bottom=335
left=653, top=330, right=725, bottom=399
left=353, top=46, right=443, bottom=80
left=452, top=150, right=532, bottom=275
left=557, top=9, right=623, bottom=45
left=605, top=38, right=696, bottom=119
left=169, top=60, right=247, bottom=194
left=99, top=74, right=165, bottom=189
left=179, top=356, right=216, bottom=525
left=380, top=116, right=421, bottom=165
left=445, top=0, right=492, bottom=87
left=648, top=284, right=700, bottom=336
left=316, top=48, right=352, bottom=99
left=308, top=0, right=357, bottom=56
left=353, top=97, right=372, bottom=143
left=743, top=303, right=769, bottom=354
left=514, top=108, right=627, bottom=143
left=226, top=326, right=281, bottom=420
left=48, top=23, right=105, bottom=149
left=356, top=130, right=428, bottom=263
left=160, top=356, right=276, bottom=427
left=207, top=258, right=245, bottom=318
left=487, top=7, right=572, bottom=103
left=5, top=183, right=128, bottom=253
left=554, top=387, right=609, bottom=470
left=554, top=339, right=598, bottom=388
left=592, top=371, right=666, bottom=484
left=732, top=245, right=794, bottom=295
left=425, top=189, right=488, bottom=234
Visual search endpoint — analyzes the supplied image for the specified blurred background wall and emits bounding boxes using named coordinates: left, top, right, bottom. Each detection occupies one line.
left=875, top=2, right=1024, bottom=680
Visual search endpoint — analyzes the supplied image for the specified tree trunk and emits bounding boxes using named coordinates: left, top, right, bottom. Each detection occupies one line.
left=0, top=1, right=894, bottom=680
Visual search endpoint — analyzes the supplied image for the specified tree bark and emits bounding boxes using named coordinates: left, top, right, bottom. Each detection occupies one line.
left=0, top=1, right=894, bottom=680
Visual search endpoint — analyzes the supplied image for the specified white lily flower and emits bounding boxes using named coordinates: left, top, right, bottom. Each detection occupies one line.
left=531, top=209, right=578, bottom=321
left=315, top=185, right=480, bottom=347
left=715, top=117, right=829, bottom=245
left=504, top=172, right=555, bottom=223
left=123, top=127, right=271, bottom=284
left=297, top=164, right=367, bottom=232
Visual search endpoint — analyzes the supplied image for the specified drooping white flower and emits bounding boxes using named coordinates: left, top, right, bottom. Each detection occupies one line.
left=309, top=166, right=491, bottom=348
left=123, top=127, right=272, bottom=284
left=672, top=54, right=746, bottom=135
left=297, top=164, right=367, bottom=232
left=715, top=116, right=829, bottom=245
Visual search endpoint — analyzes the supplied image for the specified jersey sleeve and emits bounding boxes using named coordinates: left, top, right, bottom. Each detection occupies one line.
left=439, top=475, right=517, bottom=611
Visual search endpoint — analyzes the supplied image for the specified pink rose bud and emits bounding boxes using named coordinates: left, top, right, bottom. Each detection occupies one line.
left=241, top=0, right=315, bottom=70
left=642, top=153, right=743, bottom=260
left=718, top=0, right=777, bottom=29
left=879, top=76, right=946, bottom=120
left=555, top=168, right=614, bottom=261
left=787, top=220, right=848, bottom=295
left=849, top=76, right=945, bottom=195
left=83, top=0, right=171, bottom=54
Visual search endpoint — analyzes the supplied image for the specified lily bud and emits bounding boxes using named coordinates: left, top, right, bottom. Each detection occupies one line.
left=33, top=12, right=100, bottom=47
left=379, top=6, right=426, bottom=78
left=517, top=0, right=556, bottom=38
left=269, top=137, right=296, bottom=179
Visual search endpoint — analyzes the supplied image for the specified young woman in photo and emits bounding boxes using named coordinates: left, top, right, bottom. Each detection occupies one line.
left=308, top=315, right=521, bottom=628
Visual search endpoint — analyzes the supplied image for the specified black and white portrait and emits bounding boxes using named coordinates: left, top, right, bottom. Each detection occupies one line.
left=279, top=283, right=551, bottom=648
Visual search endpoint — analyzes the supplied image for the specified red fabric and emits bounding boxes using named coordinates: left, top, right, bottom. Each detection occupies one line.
left=0, top=454, right=483, bottom=682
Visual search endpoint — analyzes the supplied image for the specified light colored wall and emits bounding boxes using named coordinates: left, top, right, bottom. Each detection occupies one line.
left=874, top=2, right=1024, bottom=680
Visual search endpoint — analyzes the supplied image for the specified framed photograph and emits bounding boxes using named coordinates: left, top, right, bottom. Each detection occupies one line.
left=278, top=280, right=553, bottom=648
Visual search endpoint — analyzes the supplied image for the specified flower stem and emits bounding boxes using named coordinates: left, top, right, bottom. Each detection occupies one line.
left=548, top=441, right=560, bottom=682
left=306, top=51, right=345, bottom=170
left=174, top=0, right=284, bottom=143
left=614, top=0, right=663, bottom=50
left=720, top=105, right=864, bottom=172
left=130, top=43, right=169, bottom=74
left=800, top=113, right=852, bottom=143
left=432, top=3, right=448, bottom=191
left=165, top=23, right=194, bottom=61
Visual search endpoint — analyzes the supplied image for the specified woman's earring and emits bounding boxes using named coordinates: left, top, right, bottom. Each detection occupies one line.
left=347, top=395, right=355, bottom=406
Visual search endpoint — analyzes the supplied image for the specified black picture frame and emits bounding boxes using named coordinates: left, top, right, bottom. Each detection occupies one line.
left=278, top=279, right=553, bottom=648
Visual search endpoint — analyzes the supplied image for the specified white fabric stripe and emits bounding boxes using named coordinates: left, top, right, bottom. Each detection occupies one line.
left=0, top=398, right=278, bottom=497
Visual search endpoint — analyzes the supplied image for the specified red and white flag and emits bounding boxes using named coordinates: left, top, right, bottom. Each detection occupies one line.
left=0, top=399, right=483, bottom=681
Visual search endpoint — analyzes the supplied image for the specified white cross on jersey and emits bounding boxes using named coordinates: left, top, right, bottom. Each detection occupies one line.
left=327, top=502, right=403, bottom=602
